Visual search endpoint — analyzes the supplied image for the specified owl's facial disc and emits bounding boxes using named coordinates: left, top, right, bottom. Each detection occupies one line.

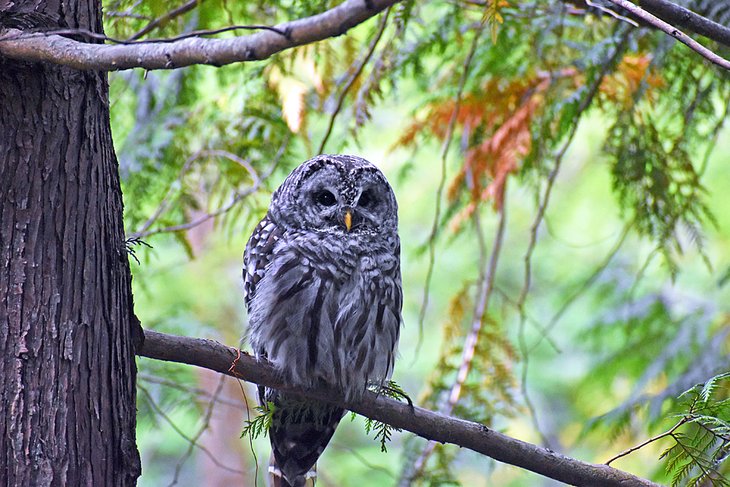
left=272, top=156, right=397, bottom=235
left=310, top=187, right=364, bottom=233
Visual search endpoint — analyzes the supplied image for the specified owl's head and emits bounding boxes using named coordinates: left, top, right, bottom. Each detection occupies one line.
left=269, top=154, right=398, bottom=236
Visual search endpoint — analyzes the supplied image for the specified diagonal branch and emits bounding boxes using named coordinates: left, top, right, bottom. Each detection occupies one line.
left=639, top=0, right=730, bottom=48
left=137, top=329, right=660, bottom=487
left=605, top=417, right=688, bottom=466
left=604, top=0, right=730, bottom=70
left=0, top=0, right=401, bottom=71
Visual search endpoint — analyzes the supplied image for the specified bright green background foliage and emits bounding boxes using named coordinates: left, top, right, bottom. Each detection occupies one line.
left=105, top=1, right=730, bottom=485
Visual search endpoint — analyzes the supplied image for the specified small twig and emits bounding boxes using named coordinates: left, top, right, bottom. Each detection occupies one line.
left=106, top=12, right=151, bottom=21
left=138, top=373, right=244, bottom=409
left=410, top=202, right=508, bottom=480
left=698, top=96, right=730, bottom=177
left=132, top=149, right=260, bottom=238
left=130, top=24, right=289, bottom=44
left=332, top=441, right=396, bottom=478
left=128, top=0, right=205, bottom=41
left=586, top=0, right=638, bottom=26
left=105, top=0, right=146, bottom=20
left=317, top=8, right=390, bottom=154
left=167, top=374, right=229, bottom=487
left=201, top=149, right=261, bottom=186
left=133, top=150, right=203, bottom=237
left=604, top=0, right=730, bottom=71
left=448, top=204, right=507, bottom=409
left=133, top=174, right=267, bottom=238
left=406, top=22, right=495, bottom=475
left=494, top=286, right=561, bottom=353
left=516, top=164, right=561, bottom=449
left=627, top=246, right=661, bottom=302
left=231, top=362, right=260, bottom=487
left=530, top=221, right=634, bottom=352
left=7, top=24, right=288, bottom=45
left=137, top=384, right=246, bottom=477
left=127, top=142, right=285, bottom=239
left=605, top=417, right=688, bottom=465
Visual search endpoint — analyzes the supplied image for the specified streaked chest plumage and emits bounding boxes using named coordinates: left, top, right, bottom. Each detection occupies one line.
left=245, top=221, right=401, bottom=398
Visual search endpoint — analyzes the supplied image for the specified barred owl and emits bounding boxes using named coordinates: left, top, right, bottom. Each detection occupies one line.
left=243, top=154, right=402, bottom=487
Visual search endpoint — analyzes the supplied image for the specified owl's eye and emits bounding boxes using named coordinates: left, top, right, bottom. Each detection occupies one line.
left=314, top=190, right=337, bottom=206
left=358, top=189, right=375, bottom=208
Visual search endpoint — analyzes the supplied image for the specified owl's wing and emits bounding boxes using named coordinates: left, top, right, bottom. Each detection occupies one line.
left=243, top=215, right=282, bottom=311
left=243, top=215, right=285, bottom=407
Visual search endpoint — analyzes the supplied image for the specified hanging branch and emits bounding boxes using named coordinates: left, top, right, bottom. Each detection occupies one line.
left=317, top=8, right=391, bottom=154
left=127, top=0, right=205, bottom=41
left=137, top=329, right=660, bottom=487
left=415, top=14, right=486, bottom=355
left=514, top=30, right=631, bottom=447
left=0, top=0, right=401, bottom=71
left=406, top=205, right=508, bottom=483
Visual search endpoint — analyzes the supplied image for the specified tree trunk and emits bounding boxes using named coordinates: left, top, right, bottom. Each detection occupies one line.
left=0, top=1, right=142, bottom=485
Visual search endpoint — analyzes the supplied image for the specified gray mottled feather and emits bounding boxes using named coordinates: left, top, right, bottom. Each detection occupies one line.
left=243, top=154, right=402, bottom=486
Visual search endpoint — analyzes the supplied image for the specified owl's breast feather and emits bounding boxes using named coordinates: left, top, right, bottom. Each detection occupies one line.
left=247, top=231, right=400, bottom=396
left=283, top=231, right=374, bottom=276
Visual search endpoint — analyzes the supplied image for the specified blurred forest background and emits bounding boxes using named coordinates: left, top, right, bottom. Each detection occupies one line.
left=103, top=0, right=730, bottom=485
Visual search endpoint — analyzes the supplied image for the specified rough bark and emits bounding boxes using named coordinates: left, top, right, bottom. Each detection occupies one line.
left=0, top=1, right=142, bottom=485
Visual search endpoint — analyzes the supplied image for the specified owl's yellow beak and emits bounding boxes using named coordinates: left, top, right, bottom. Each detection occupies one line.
left=344, top=210, right=352, bottom=232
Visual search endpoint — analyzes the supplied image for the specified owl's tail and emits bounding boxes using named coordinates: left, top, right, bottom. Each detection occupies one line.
left=268, top=455, right=316, bottom=487
left=266, top=393, right=344, bottom=487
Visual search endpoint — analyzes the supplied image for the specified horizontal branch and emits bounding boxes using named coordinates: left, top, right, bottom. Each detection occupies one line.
left=0, top=0, right=398, bottom=71
left=138, top=330, right=660, bottom=487
left=640, top=0, right=730, bottom=48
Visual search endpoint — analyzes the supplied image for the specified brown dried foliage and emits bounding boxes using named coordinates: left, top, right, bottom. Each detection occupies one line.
left=397, top=75, right=549, bottom=230
left=397, top=53, right=663, bottom=232
left=599, top=54, right=665, bottom=108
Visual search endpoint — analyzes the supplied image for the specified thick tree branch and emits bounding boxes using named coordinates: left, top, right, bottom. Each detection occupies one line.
left=0, top=0, right=399, bottom=71
left=137, top=329, right=660, bottom=487
left=639, top=0, right=730, bottom=48
left=604, top=0, right=730, bottom=70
